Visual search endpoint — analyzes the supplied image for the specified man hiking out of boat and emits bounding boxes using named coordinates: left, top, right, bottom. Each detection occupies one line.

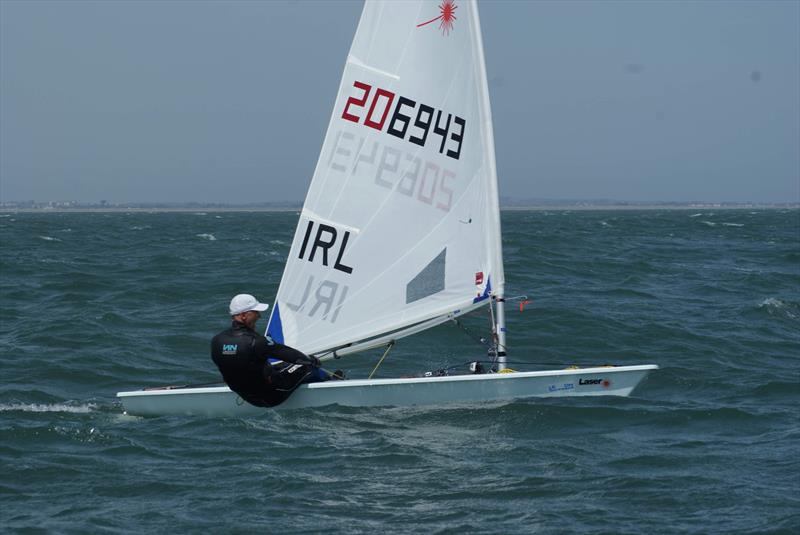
left=211, top=293, right=331, bottom=407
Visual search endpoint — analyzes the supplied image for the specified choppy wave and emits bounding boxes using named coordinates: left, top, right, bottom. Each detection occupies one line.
left=761, top=297, right=787, bottom=308
left=38, top=235, right=61, bottom=241
left=1, top=209, right=798, bottom=534
left=196, top=233, right=216, bottom=241
left=759, top=297, right=799, bottom=319
left=0, top=403, right=95, bottom=413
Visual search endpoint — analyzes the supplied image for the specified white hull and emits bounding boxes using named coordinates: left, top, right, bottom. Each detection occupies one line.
left=117, top=365, right=658, bottom=417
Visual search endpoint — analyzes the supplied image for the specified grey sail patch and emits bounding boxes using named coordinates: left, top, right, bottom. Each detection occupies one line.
left=406, top=248, right=446, bottom=304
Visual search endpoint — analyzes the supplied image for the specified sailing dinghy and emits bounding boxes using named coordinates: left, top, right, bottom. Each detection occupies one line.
left=118, top=0, right=657, bottom=417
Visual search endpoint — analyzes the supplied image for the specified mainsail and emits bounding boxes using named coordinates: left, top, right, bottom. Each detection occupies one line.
left=267, top=0, right=504, bottom=357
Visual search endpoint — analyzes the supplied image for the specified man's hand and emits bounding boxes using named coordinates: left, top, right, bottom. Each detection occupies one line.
left=304, top=355, right=321, bottom=367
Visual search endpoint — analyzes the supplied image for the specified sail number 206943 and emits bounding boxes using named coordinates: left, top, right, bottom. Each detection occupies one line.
left=341, top=81, right=465, bottom=161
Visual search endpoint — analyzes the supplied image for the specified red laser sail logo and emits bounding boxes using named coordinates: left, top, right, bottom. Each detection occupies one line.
left=417, top=0, right=457, bottom=35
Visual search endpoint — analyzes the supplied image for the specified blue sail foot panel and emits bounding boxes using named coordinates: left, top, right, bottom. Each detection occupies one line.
left=266, top=301, right=285, bottom=344
left=473, top=275, right=492, bottom=303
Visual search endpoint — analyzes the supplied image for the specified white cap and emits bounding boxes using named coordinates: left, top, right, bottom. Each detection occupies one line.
left=229, top=294, right=270, bottom=315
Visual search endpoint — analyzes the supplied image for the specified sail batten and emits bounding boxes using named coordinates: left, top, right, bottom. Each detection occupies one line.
left=267, top=0, right=504, bottom=356
left=347, top=55, right=401, bottom=80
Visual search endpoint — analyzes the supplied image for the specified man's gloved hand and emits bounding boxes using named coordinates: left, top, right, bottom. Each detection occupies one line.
left=304, top=355, right=321, bottom=367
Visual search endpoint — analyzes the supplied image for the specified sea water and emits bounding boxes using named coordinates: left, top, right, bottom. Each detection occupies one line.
left=1, top=209, right=798, bottom=533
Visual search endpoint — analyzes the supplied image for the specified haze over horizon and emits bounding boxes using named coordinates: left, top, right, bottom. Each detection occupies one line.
left=1, top=0, right=798, bottom=204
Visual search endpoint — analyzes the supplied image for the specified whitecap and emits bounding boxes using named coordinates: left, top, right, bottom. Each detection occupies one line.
left=722, top=223, right=744, bottom=227
left=689, top=213, right=703, bottom=218
left=270, top=240, right=287, bottom=245
left=0, top=403, right=95, bottom=413
left=701, top=221, right=716, bottom=227
left=196, top=233, right=216, bottom=241
left=38, top=235, right=61, bottom=241
left=759, top=298, right=785, bottom=309
left=759, top=298, right=798, bottom=319
left=130, top=225, right=150, bottom=230
left=194, top=212, right=207, bottom=216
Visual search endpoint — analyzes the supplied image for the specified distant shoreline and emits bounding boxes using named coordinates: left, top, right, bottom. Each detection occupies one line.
left=502, top=203, right=798, bottom=211
left=0, top=206, right=302, bottom=214
left=0, top=203, right=797, bottom=214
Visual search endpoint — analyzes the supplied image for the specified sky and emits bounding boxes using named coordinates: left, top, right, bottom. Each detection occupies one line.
left=1, top=0, right=798, bottom=204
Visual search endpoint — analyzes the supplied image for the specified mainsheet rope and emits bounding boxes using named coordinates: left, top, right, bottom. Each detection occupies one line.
left=368, top=341, right=395, bottom=379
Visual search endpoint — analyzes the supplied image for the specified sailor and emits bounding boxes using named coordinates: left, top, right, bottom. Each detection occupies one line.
left=211, top=293, right=328, bottom=407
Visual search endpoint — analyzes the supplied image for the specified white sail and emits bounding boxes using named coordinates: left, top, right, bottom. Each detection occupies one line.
left=267, top=0, right=504, bottom=356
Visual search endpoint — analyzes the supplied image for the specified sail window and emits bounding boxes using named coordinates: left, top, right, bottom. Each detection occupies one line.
left=406, top=248, right=447, bottom=304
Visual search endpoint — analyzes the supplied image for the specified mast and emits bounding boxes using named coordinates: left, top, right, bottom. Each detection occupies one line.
left=470, top=1, right=507, bottom=369
left=495, top=297, right=507, bottom=370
